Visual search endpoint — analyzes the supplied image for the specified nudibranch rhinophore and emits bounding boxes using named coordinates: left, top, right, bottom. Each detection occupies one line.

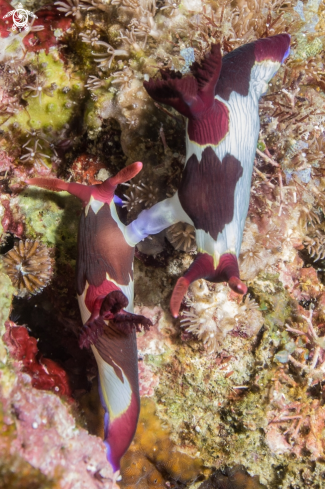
left=125, top=34, right=291, bottom=318
left=27, top=162, right=152, bottom=472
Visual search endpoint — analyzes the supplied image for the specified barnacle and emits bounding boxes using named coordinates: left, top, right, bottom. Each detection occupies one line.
left=166, top=222, right=196, bottom=252
left=20, top=140, right=51, bottom=168
left=304, top=231, right=325, bottom=261
left=239, top=243, right=265, bottom=280
left=92, top=41, right=129, bottom=70
left=54, top=0, right=83, bottom=19
left=23, top=76, right=56, bottom=104
left=111, top=66, right=134, bottom=89
left=137, top=182, right=159, bottom=208
left=3, top=240, right=52, bottom=297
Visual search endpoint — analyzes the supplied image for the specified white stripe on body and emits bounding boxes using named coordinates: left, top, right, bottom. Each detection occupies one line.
left=91, top=345, right=132, bottom=420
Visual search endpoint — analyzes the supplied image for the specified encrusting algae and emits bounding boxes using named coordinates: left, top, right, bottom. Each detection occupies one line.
left=119, top=398, right=203, bottom=489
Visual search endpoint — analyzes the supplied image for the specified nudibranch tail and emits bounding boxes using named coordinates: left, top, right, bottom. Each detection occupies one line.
left=170, top=253, right=247, bottom=318
left=93, top=322, right=140, bottom=472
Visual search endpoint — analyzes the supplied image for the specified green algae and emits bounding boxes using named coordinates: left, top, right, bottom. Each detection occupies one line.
left=1, top=49, right=84, bottom=139
left=16, top=188, right=79, bottom=267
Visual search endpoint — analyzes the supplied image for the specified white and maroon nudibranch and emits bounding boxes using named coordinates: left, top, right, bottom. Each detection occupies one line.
left=125, top=34, right=291, bottom=317
left=27, top=162, right=152, bottom=472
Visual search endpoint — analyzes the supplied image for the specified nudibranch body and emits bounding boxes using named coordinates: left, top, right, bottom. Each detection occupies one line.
left=125, top=34, right=291, bottom=317
left=27, top=162, right=151, bottom=472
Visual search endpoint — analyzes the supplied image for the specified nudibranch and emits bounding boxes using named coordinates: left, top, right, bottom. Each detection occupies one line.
left=125, top=34, right=291, bottom=317
left=27, top=162, right=152, bottom=472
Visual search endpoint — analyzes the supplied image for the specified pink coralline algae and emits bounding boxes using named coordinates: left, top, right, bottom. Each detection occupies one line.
left=138, top=360, right=159, bottom=397
left=0, top=195, right=24, bottom=237
left=0, top=380, right=118, bottom=489
left=1, top=320, right=118, bottom=489
left=3, top=320, right=71, bottom=397
left=23, top=6, right=72, bottom=53
left=0, top=0, right=13, bottom=37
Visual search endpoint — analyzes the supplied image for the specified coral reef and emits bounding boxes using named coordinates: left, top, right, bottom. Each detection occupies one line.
left=166, top=221, right=196, bottom=252
left=3, top=319, right=71, bottom=396
left=2, top=0, right=325, bottom=487
left=0, top=268, right=118, bottom=489
left=3, top=239, right=52, bottom=296
left=180, top=281, right=263, bottom=353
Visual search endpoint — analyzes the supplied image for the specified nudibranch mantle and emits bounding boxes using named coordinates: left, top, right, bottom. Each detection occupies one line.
left=125, top=34, right=291, bottom=317
left=27, top=162, right=151, bottom=473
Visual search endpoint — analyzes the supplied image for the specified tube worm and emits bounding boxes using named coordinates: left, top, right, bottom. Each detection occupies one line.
left=125, top=34, right=291, bottom=317
left=27, top=162, right=151, bottom=472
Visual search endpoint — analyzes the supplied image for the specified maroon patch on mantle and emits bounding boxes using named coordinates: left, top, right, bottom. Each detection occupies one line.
left=178, top=147, right=243, bottom=240
left=215, top=43, right=255, bottom=101
left=216, top=34, right=290, bottom=101
left=76, top=204, right=134, bottom=295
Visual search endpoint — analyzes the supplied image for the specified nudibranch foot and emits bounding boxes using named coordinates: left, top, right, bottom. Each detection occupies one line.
left=170, top=253, right=247, bottom=318
left=113, top=312, right=152, bottom=334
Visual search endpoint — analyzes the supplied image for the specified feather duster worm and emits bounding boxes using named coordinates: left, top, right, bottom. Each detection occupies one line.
left=27, top=162, right=152, bottom=472
left=126, top=35, right=291, bottom=317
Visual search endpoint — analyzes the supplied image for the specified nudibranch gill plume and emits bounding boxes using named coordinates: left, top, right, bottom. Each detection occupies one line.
left=125, top=34, right=291, bottom=317
left=27, top=162, right=152, bottom=472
